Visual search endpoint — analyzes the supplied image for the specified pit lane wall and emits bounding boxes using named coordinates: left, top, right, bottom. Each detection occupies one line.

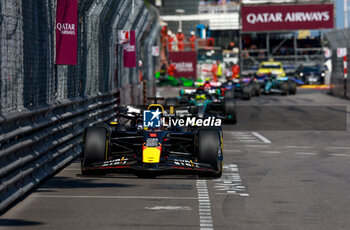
left=325, top=29, right=350, bottom=99
left=0, top=0, right=160, bottom=212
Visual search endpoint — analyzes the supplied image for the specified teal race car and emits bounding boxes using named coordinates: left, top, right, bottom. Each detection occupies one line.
left=165, top=86, right=237, bottom=124
left=256, top=74, right=297, bottom=95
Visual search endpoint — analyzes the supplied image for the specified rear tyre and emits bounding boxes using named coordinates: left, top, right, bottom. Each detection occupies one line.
left=224, top=98, right=236, bottom=115
left=242, top=86, right=252, bottom=100
left=197, top=129, right=223, bottom=177
left=224, top=90, right=234, bottom=99
left=253, top=84, right=261, bottom=96
left=288, top=82, right=297, bottom=95
left=82, top=127, right=108, bottom=175
left=280, top=83, right=288, bottom=95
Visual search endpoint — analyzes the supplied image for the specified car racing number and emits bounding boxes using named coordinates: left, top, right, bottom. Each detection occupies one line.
left=102, top=157, right=128, bottom=167
left=174, top=159, right=199, bottom=168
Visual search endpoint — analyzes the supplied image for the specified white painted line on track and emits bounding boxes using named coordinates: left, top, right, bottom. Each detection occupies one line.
left=31, top=195, right=198, bottom=200
left=239, top=140, right=261, bottom=142
left=294, top=152, right=317, bottom=155
left=239, top=193, right=250, bottom=197
left=245, top=145, right=269, bottom=148
left=225, top=132, right=249, bottom=135
left=225, top=149, right=242, bottom=152
left=330, top=153, right=350, bottom=157
left=145, top=206, right=192, bottom=211
left=259, top=151, right=281, bottom=154
left=197, top=180, right=214, bottom=230
left=251, top=132, right=271, bottom=143
left=199, top=212, right=212, bottom=216
left=328, top=147, right=350, bottom=150
left=223, top=149, right=243, bottom=154
left=286, top=146, right=312, bottom=149
left=213, top=164, right=249, bottom=196
left=234, top=136, right=257, bottom=139
left=200, top=219, right=213, bottom=223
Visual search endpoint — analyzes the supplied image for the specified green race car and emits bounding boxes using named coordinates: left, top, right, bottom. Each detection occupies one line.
left=165, top=85, right=237, bottom=124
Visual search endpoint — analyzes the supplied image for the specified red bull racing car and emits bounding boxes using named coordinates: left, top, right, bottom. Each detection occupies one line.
left=81, top=104, right=223, bottom=177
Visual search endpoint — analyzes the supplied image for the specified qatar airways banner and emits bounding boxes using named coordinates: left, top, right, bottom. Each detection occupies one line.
left=168, top=51, right=197, bottom=79
left=56, top=0, right=78, bottom=65
left=241, top=4, right=334, bottom=32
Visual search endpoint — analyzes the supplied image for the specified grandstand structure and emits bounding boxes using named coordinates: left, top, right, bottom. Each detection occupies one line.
left=150, top=0, right=334, bottom=73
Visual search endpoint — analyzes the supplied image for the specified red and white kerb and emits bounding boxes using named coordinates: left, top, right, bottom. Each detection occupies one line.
left=344, top=55, right=348, bottom=80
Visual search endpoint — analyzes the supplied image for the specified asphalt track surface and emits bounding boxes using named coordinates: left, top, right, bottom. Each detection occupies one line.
left=2, top=87, right=350, bottom=230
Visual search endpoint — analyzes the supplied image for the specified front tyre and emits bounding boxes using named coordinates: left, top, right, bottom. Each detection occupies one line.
left=197, top=129, right=223, bottom=177
left=242, top=86, right=252, bottom=100
left=81, top=127, right=108, bottom=175
left=253, top=84, right=261, bottom=96
left=224, top=99, right=237, bottom=124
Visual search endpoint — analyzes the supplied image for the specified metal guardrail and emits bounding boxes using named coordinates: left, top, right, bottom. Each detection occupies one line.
left=0, top=0, right=160, bottom=213
left=0, top=92, right=119, bottom=212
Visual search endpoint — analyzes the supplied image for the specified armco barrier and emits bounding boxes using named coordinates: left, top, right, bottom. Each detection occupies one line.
left=0, top=0, right=159, bottom=213
left=0, top=92, right=118, bottom=212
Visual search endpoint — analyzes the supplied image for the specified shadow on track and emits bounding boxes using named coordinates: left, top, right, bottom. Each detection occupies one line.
left=37, top=176, right=136, bottom=190
left=0, top=219, right=43, bottom=227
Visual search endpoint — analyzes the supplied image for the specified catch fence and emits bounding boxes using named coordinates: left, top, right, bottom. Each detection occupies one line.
left=0, top=0, right=160, bottom=212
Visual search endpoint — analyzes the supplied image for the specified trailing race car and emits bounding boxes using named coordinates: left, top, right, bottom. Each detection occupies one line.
left=256, top=73, right=297, bottom=95
left=196, top=78, right=258, bottom=101
left=295, top=65, right=325, bottom=85
left=222, top=77, right=260, bottom=100
left=81, top=104, right=223, bottom=177
left=171, top=84, right=237, bottom=123
left=256, top=60, right=298, bottom=95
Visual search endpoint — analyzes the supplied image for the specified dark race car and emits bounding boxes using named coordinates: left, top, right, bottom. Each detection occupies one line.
left=169, top=83, right=237, bottom=123
left=295, top=65, right=325, bottom=85
left=81, top=104, right=224, bottom=177
left=221, top=77, right=260, bottom=100
left=256, top=73, right=297, bottom=95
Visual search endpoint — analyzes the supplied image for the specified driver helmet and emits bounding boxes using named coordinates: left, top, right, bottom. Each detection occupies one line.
left=204, top=81, right=211, bottom=91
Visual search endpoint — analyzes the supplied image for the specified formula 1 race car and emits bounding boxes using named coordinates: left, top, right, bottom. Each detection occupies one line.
left=256, top=74, right=297, bottom=95
left=170, top=84, right=237, bottom=123
left=221, top=77, right=260, bottom=100
left=81, top=104, right=223, bottom=177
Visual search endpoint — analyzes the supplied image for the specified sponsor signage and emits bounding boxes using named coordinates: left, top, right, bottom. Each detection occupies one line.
left=143, top=108, right=221, bottom=128
left=152, top=46, right=160, bottom=56
left=337, top=48, right=347, bottom=58
left=123, top=30, right=137, bottom=68
left=56, top=0, right=78, bottom=65
left=324, top=48, right=332, bottom=58
left=118, top=30, right=130, bottom=45
left=168, top=51, right=197, bottom=79
left=241, top=4, right=334, bottom=32
left=144, top=109, right=162, bottom=128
